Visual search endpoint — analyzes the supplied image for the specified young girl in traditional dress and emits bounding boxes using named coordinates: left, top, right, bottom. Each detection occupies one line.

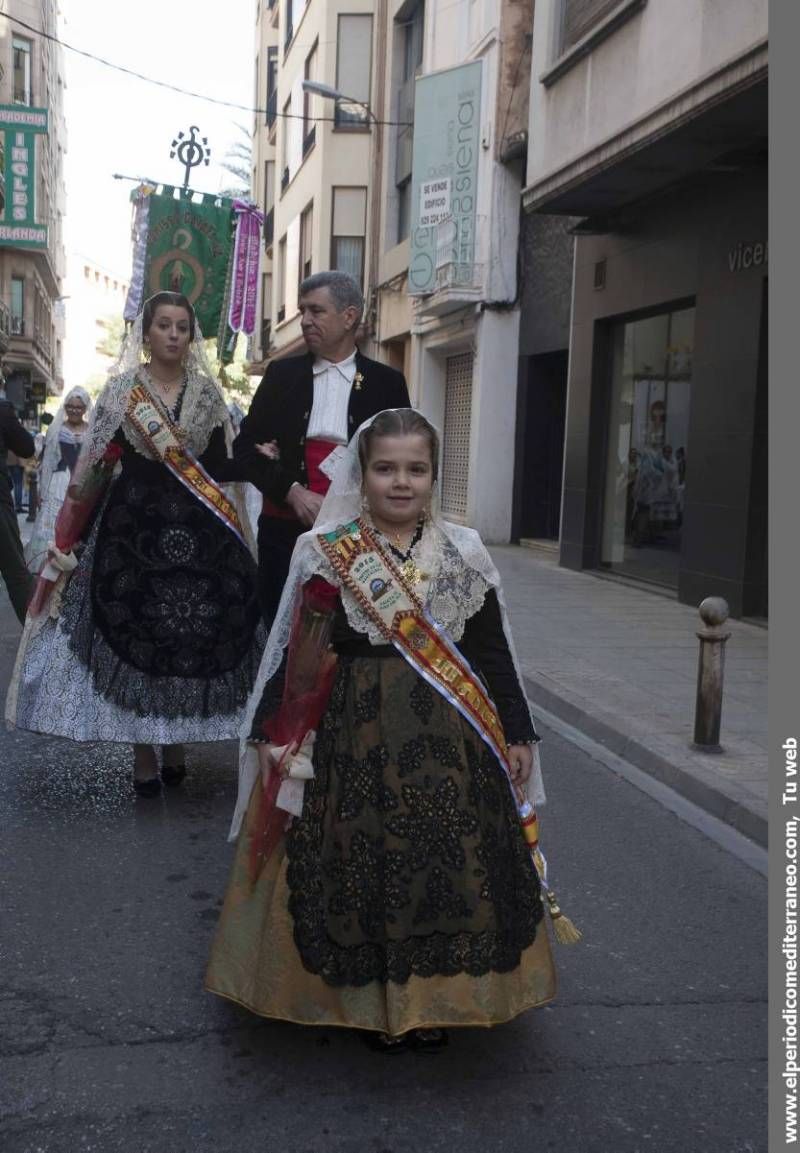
left=206, top=408, right=558, bottom=1050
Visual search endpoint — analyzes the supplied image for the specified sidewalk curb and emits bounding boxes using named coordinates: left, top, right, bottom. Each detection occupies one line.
left=523, top=673, right=768, bottom=849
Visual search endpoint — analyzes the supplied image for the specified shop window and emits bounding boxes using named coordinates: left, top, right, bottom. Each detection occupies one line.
left=600, top=305, right=695, bottom=588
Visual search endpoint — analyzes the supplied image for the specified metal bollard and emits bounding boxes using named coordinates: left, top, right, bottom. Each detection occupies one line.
left=692, top=596, right=731, bottom=752
left=26, top=471, right=37, bottom=522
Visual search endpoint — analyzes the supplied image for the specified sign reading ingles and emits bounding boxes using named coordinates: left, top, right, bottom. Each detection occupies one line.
left=408, top=61, right=482, bottom=296
left=0, top=104, right=49, bottom=249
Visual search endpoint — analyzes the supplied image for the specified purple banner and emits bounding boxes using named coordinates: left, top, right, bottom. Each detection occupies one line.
left=228, top=200, right=263, bottom=335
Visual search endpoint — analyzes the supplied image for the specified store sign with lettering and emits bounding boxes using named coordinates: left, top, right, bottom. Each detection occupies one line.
left=408, top=61, right=482, bottom=295
left=0, top=105, right=48, bottom=249
left=727, top=240, right=768, bottom=273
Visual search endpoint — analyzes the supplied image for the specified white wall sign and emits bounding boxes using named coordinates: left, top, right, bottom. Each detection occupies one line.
left=418, top=178, right=451, bottom=228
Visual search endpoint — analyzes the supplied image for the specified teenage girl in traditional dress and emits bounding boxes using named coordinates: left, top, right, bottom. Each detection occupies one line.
left=7, top=292, right=264, bottom=796
left=207, top=408, right=562, bottom=1051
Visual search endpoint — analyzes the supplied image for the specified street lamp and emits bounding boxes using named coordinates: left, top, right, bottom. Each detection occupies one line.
left=301, top=79, right=377, bottom=125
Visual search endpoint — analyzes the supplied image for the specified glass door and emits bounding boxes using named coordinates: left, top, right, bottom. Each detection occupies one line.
left=601, top=306, right=694, bottom=587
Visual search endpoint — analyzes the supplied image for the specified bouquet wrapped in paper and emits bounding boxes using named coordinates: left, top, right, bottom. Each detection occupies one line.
left=249, top=576, right=339, bottom=880
left=27, top=442, right=123, bottom=618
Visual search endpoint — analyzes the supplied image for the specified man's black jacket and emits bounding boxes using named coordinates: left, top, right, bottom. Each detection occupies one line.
left=0, top=400, right=34, bottom=493
left=234, top=350, right=409, bottom=506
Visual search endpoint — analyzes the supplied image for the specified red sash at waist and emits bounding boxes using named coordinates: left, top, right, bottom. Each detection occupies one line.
left=262, top=438, right=338, bottom=520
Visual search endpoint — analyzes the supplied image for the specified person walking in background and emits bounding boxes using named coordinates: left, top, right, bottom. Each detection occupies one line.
left=233, top=271, right=409, bottom=626
left=25, top=386, right=92, bottom=575
left=0, top=387, right=35, bottom=622
left=6, top=292, right=265, bottom=797
left=208, top=409, right=561, bottom=1053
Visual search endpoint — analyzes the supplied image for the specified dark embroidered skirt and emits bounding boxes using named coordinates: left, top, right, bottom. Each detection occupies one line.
left=287, top=656, right=544, bottom=986
left=69, top=457, right=264, bottom=720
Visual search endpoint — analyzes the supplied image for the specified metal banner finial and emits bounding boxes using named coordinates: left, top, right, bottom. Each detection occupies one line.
left=169, top=126, right=211, bottom=190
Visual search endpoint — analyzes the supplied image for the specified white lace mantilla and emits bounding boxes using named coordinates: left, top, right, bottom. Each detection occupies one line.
left=76, top=315, right=233, bottom=479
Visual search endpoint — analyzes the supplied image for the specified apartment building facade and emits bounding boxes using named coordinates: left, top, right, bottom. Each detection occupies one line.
left=523, top=0, right=768, bottom=617
left=373, top=0, right=538, bottom=542
left=250, top=1, right=542, bottom=545
left=249, top=0, right=377, bottom=372
left=0, top=1, right=66, bottom=417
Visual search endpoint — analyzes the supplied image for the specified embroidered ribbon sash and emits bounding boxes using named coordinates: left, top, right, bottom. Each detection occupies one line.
left=126, top=384, right=247, bottom=549
left=318, top=518, right=513, bottom=777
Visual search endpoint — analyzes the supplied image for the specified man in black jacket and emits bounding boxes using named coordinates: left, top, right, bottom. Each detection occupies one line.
left=0, top=391, right=35, bottom=622
left=235, top=271, right=409, bottom=624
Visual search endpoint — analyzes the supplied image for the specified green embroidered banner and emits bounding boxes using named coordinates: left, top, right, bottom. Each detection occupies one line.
left=144, top=188, right=233, bottom=336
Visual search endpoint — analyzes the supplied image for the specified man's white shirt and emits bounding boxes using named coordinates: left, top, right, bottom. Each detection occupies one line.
left=307, top=351, right=357, bottom=444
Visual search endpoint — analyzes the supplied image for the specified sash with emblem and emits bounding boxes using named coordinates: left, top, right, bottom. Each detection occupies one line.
left=318, top=518, right=513, bottom=774
left=317, top=517, right=581, bottom=944
left=126, top=384, right=247, bottom=550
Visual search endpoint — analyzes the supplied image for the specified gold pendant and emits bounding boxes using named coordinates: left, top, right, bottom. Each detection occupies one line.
left=402, top=558, right=423, bottom=586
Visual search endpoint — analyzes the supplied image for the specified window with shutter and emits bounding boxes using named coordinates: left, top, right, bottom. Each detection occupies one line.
left=561, top=0, right=621, bottom=53
left=440, top=353, right=474, bottom=520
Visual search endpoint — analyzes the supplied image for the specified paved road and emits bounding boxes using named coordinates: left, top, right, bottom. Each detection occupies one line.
left=0, top=604, right=766, bottom=1153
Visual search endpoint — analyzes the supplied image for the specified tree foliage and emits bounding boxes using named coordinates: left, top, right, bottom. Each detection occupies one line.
left=218, top=122, right=253, bottom=199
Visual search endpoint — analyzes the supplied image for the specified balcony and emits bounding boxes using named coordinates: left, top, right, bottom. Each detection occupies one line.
left=34, top=324, right=52, bottom=366
left=260, top=318, right=272, bottom=353
left=266, top=88, right=277, bottom=130
left=412, top=216, right=487, bottom=320
left=302, top=125, right=315, bottom=158
left=524, top=43, right=767, bottom=217
left=263, top=207, right=274, bottom=248
left=11, top=315, right=25, bottom=336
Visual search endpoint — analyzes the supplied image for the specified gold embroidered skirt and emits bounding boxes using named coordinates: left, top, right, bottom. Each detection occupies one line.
left=206, top=657, right=557, bottom=1034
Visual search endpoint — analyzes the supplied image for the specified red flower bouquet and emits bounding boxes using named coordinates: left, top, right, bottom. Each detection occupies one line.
left=249, top=577, right=340, bottom=880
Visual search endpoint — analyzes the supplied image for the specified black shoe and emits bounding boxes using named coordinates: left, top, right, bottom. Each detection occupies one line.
left=161, top=763, right=186, bottom=787
left=410, top=1028, right=449, bottom=1053
left=133, top=776, right=162, bottom=798
left=361, top=1030, right=410, bottom=1055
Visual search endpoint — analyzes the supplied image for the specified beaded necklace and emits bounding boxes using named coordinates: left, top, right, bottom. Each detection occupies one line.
left=384, top=516, right=427, bottom=586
